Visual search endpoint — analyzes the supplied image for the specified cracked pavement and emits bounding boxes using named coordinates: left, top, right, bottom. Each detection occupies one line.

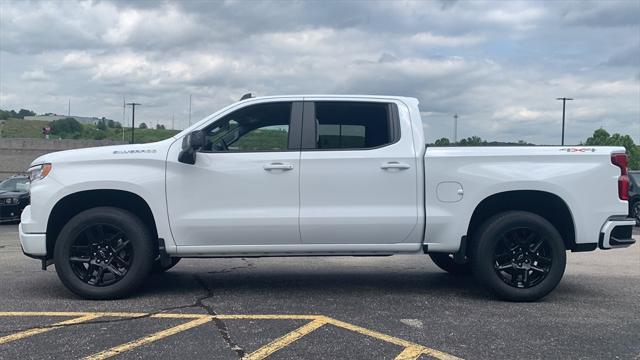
left=1, top=224, right=639, bottom=359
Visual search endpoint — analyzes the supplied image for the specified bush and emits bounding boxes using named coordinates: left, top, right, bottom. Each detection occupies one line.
left=50, top=118, right=82, bottom=134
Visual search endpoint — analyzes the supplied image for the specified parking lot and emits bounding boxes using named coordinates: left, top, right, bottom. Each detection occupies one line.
left=0, top=224, right=638, bottom=359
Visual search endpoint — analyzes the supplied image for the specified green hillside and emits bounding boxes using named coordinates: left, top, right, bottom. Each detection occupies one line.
left=0, top=119, right=179, bottom=144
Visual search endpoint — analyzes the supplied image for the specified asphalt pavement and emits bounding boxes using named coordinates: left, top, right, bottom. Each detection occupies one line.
left=0, top=224, right=638, bottom=359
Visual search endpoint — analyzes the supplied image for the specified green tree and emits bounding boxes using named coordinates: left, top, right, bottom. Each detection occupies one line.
left=139, top=122, right=148, bottom=129
left=0, top=109, right=23, bottom=119
left=458, top=136, right=486, bottom=146
left=17, top=109, right=35, bottom=118
left=434, top=137, right=451, bottom=146
left=97, top=119, right=108, bottom=131
left=584, top=128, right=639, bottom=170
left=50, top=117, right=82, bottom=134
left=156, top=123, right=165, bottom=130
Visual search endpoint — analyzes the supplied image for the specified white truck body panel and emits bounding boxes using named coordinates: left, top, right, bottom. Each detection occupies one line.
left=424, top=146, right=627, bottom=252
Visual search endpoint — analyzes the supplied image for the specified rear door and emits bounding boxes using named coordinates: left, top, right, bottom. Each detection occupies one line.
left=298, top=99, right=420, bottom=244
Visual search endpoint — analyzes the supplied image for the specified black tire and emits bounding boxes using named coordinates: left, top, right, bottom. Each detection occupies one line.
left=429, top=253, right=471, bottom=275
left=470, top=211, right=566, bottom=302
left=631, top=200, right=640, bottom=226
left=53, top=207, right=154, bottom=300
left=152, top=257, right=181, bottom=273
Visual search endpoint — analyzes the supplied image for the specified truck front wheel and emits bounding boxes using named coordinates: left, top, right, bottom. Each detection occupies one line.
left=53, top=207, right=154, bottom=300
left=428, top=253, right=471, bottom=275
left=471, top=211, right=566, bottom=302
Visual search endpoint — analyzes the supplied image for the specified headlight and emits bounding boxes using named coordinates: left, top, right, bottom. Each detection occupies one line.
left=28, top=163, right=52, bottom=182
left=7, top=198, right=17, bottom=204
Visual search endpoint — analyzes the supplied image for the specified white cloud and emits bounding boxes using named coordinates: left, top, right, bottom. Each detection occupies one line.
left=20, top=69, right=50, bottom=81
left=0, top=0, right=637, bottom=143
left=405, top=32, right=486, bottom=47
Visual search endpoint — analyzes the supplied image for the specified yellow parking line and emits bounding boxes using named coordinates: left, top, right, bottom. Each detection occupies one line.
left=0, top=312, right=147, bottom=318
left=395, top=345, right=427, bottom=360
left=0, top=312, right=94, bottom=317
left=152, top=313, right=213, bottom=319
left=216, top=314, right=320, bottom=320
left=419, top=346, right=464, bottom=360
left=83, top=315, right=212, bottom=360
left=243, top=317, right=328, bottom=360
left=0, top=312, right=463, bottom=360
left=325, top=318, right=463, bottom=360
left=0, top=314, right=101, bottom=345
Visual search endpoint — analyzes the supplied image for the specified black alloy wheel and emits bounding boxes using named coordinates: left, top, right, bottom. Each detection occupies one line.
left=493, top=227, right=552, bottom=289
left=471, top=211, right=566, bottom=302
left=69, top=224, right=133, bottom=287
left=54, top=207, right=153, bottom=299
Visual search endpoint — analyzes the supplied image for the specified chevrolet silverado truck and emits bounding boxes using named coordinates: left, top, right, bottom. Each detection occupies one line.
left=19, top=95, right=636, bottom=301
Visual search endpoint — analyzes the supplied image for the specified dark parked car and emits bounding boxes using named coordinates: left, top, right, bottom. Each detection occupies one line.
left=0, top=175, right=30, bottom=223
left=629, top=171, right=640, bottom=225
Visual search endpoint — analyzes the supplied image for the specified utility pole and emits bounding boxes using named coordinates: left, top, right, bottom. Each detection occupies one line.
left=122, top=96, right=126, bottom=141
left=556, top=97, right=573, bottom=145
left=188, top=94, right=192, bottom=126
left=453, top=114, right=458, bottom=144
left=172, top=114, right=175, bottom=130
left=68, top=99, right=71, bottom=117
left=126, top=102, right=141, bottom=144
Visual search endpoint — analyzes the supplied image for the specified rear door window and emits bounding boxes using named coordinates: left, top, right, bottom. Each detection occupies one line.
left=310, top=101, right=398, bottom=150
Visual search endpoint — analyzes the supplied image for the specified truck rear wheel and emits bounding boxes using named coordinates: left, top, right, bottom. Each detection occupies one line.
left=471, top=211, right=566, bottom=302
left=53, top=207, right=154, bottom=300
left=428, top=253, right=471, bottom=275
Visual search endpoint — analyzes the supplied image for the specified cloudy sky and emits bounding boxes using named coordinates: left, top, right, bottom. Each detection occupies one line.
left=1, top=0, right=638, bottom=144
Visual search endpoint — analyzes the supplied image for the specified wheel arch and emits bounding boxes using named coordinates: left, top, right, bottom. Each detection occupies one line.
left=46, top=189, right=158, bottom=259
left=466, top=190, right=576, bottom=251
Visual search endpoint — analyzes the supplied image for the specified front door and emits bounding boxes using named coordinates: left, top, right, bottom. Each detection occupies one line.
left=166, top=101, right=303, bottom=247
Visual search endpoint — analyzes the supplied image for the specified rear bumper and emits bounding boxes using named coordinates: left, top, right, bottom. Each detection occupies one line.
left=599, top=216, right=636, bottom=250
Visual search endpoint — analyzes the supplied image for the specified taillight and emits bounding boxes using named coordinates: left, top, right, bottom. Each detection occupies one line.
left=611, top=153, right=629, bottom=200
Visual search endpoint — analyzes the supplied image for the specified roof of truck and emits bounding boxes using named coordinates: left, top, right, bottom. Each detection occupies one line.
left=238, top=94, right=419, bottom=104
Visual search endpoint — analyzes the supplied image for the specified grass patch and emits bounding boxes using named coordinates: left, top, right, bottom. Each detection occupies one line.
left=0, top=119, right=180, bottom=144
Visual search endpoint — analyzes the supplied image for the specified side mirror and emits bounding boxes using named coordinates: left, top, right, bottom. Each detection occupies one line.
left=178, top=130, right=206, bottom=165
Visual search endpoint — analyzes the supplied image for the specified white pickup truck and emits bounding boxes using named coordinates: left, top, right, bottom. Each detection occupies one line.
left=19, top=95, right=635, bottom=301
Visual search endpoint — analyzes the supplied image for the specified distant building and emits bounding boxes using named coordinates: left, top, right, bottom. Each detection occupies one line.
left=23, top=114, right=114, bottom=125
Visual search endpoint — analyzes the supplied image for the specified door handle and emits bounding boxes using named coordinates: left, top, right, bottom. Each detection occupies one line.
left=380, top=162, right=411, bottom=170
left=263, top=162, right=294, bottom=171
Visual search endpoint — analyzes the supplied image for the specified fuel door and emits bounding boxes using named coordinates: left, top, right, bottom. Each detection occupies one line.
left=436, top=181, right=463, bottom=203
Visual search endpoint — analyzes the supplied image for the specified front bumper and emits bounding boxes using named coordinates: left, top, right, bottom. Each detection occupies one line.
left=19, top=217, right=47, bottom=257
left=599, top=216, right=636, bottom=250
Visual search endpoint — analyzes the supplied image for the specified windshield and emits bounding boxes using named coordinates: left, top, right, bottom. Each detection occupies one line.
left=0, top=178, right=29, bottom=192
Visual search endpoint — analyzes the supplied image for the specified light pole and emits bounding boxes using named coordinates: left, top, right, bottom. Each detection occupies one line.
left=453, top=113, right=458, bottom=143
left=125, top=102, right=141, bottom=144
left=556, top=97, right=573, bottom=145
left=188, top=94, right=193, bottom=126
